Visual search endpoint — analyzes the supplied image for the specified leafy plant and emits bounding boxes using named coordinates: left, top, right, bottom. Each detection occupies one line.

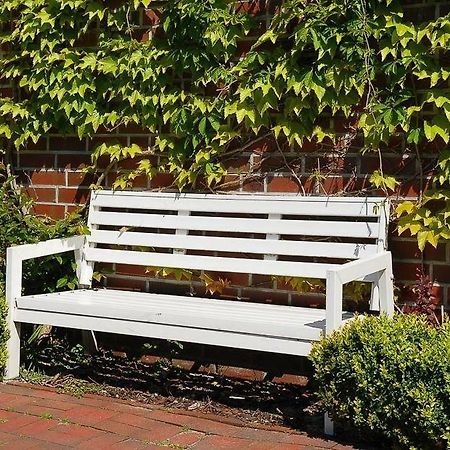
left=401, top=269, right=441, bottom=326
left=310, top=314, right=450, bottom=449
left=0, top=0, right=449, bottom=250
left=0, top=172, right=87, bottom=378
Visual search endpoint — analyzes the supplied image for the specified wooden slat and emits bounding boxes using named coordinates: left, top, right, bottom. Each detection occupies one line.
left=90, top=211, right=379, bottom=239
left=89, top=230, right=378, bottom=259
left=91, top=191, right=383, bottom=217
left=85, top=248, right=334, bottom=278
left=17, top=290, right=341, bottom=341
left=14, top=308, right=313, bottom=356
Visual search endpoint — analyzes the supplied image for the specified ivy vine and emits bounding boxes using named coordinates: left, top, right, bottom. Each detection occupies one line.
left=1, top=0, right=450, bottom=250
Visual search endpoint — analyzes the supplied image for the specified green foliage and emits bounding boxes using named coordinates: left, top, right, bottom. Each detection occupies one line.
left=0, top=0, right=450, bottom=247
left=0, top=173, right=87, bottom=378
left=310, top=314, right=450, bottom=449
left=0, top=175, right=87, bottom=294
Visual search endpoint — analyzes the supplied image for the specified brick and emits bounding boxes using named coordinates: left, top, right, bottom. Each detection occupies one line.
left=223, top=157, right=251, bottom=173
left=34, top=423, right=105, bottom=446
left=290, top=294, right=325, bottom=308
left=33, top=204, right=66, bottom=219
left=431, top=264, right=450, bottom=283
left=250, top=274, right=273, bottom=289
left=18, top=153, right=55, bottom=169
left=77, top=432, right=127, bottom=449
left=25, top=138, right=48, bottom=151
left=106, top=277, right=147, bottom=291
left=144, top=9, right=161, bottom=25
left=24, top=187, right=56, bottom=203
left=67, top=171, right=96, bottom=187
left=115, top=264, right=148, bottom=277
left=241, top=178, right=265, bottom=192
left=49, top=136, right=86, bottom=152
left=393, top=262, right=424, bottom=281
left=87, top=136, right=128, bottom=152
left=241, top=288, right=290, bottom=306
left=150, top=173, right=174, bottom=188
left=62, top=406, right=118, bottom=426
left=56, top=154, right=91, bottom=169
left=169, top=431, right=205, bottom=447
left=25, top=170, right=66, bottom=186
left=190, top=434, right=252, bottom=449
left=57, top=187, right=90, bottom=204
left=267, top=176, right=300, bottom=193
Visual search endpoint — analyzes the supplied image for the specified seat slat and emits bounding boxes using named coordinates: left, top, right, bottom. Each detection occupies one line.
left=92, top=191, right=384, bottom=218
left=90, top=211, right=379, bottom=239
left=26, top=289, right=328, bottom=320
left=16, top=290, right=354, bottom=341
left=14, top=309, right=314, bottom=356
left=88, top=230, right=378, bottom=260
left=85, top=248, right=336, bottom=277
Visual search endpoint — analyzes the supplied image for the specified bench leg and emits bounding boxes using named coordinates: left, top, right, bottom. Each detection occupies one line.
left=325, top=270, right=343, bottom=336
left=379, top=263, right=394, bottom=317
left=369, top=282, right=380, bottom=311
left=81, top=330, right=98, bottom=354
left=324, top=412, right=334, bottom=435
left=5, top=322, right=21, bottom=380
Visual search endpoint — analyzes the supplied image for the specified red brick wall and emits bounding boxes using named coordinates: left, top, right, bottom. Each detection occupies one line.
left=11, top=1, right=450, bottom=311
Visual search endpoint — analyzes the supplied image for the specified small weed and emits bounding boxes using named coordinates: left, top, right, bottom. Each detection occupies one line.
left=40, top=413, right=53, bottom=420
left=153, top=440, right=185, bottom=449
left=58, top=418, right=71, bottom=425
left=180, top=425, right=192, bottom=433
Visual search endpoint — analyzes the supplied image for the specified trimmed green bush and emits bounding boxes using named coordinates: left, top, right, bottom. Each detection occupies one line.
left=310, top=314, right=450, bottom=449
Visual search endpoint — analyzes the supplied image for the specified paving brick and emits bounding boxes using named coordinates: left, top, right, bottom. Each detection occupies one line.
left=191, top=434, right=253, bottom=449
left=112, top=412, right=160, bottom=429
left=183, top=416, right=243, bottom=435
left=95, top=419, right=150, bottom=436
left=76, top=432, right=127, bottom=449
left=231, top=427, right=291, bottom=443
left=0, top=413, right=42, bottom=433
left=34, top=423, right=104, bottom=446
left=15, top=418, right=59, bottom=436
left=282, top=433, right=338, bottom=448
left=0, top=384, right=356, bottom=450
left=169, top=430, right=205, bottom=447
left=132, top=422, right=182, bottom=442
left=143, top=410, right=191, bottom=427
left=109, top=438, right=160, bottom=449
left=62, top=405, right=118, bottom=426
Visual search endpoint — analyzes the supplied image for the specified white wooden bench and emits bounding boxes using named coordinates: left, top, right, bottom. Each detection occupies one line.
left=5, top=191, right=393, bottom=432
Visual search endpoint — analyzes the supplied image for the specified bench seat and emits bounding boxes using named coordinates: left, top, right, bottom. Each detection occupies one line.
left=15, top=289, right=355, bottom=356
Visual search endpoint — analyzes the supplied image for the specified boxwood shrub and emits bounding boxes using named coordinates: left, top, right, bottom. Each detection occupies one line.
left=310, top=314, right=450, bottom=449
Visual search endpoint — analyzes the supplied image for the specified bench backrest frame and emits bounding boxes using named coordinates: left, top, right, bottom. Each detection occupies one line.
left=78, top=191, right=390, bottom=286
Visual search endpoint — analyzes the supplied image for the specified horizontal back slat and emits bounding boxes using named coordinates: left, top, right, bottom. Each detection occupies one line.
left=91, top=191, right=383, bottom=218
left=85, top=248, right=334, bottom=278
left=85, top=191, right=389, bottom=273
left=89, top=230, right=378, bottom=260
left=90, top=211, right=380, bottom=239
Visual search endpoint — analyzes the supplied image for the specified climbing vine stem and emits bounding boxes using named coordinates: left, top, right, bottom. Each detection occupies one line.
left=0, top=0, right=449, bottom=250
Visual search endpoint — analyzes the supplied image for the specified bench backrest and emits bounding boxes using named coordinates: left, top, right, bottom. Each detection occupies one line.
left=80, top=191, right=389, bottom=285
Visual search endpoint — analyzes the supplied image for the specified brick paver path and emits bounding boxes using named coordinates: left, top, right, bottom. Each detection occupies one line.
left=0, top=382, right=355, bottom=449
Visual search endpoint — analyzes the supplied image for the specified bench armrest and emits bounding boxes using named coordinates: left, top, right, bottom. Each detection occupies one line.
left=329, top=252, right=392, bottom=285
left=7, top=236, right=86, bottom=262
left=325, top=252, right=394, bottom=335
left=6, top=236, right=87, bottom=303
